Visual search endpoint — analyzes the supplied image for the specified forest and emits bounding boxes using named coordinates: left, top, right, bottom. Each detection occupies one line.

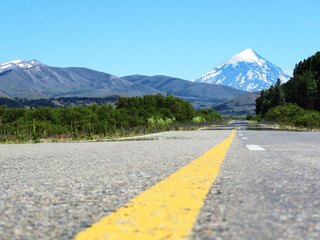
left=0, top=94, right=221, bottom=143
left=255, top=51, right=320, bottom=128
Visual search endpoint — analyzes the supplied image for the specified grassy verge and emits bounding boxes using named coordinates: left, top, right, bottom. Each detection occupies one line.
left=0, top=121, right=218, bottom=144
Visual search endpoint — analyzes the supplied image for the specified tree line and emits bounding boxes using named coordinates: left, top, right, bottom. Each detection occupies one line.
left=0, top=95, right=120, bottom=109
left=0, top=94, right=221, bottom=142
left=255, top=51, right=320, bottom=128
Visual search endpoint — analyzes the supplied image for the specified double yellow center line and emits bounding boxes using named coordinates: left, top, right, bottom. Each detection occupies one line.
left=75, top=130, right=235, bottom=239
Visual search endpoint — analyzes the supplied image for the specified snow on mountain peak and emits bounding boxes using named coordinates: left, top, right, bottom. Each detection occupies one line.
left=225, top=48, right=266, bottom=67
left=0, top=59, right=43, bottom=73
left=194, top=49, right=292, bottom=92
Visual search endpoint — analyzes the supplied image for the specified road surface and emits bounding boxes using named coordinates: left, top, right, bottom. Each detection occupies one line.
left=1, top=125, right=320, bottom=239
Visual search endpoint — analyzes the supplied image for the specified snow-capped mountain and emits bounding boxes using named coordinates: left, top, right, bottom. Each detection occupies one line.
left=194, top=49, right=292, bottom=92
left=0, top=59, right=43, bottom=73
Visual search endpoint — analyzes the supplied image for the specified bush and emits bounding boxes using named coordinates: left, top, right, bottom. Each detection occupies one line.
left=246, top=114, right=254, bottom=120
left=197, top=108, right=221, bottom=121
left=192, top=116, right=205, bottom=123
left=293, top=111, right=320, bottom=128
left=147, top=117, right=156, bottom=127
left=264, top=103, right=320, bottom=128
left=265, top=103, right=303, bottom=123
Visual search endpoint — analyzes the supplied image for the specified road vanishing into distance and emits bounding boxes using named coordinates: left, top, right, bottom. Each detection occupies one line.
left=1, top=121, right=320, bottom=239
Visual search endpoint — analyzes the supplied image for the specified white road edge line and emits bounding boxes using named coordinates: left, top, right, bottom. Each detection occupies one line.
left=246, top=144, right=265, bottom=151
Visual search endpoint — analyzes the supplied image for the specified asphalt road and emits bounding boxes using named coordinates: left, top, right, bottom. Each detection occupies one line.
left=0, top=130, right=231, bottom=240
left=191, top=128, right=320, bottom=240
left=1, top=128, right=320, bottom=239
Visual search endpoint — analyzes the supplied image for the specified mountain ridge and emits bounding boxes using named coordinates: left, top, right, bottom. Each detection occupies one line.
left=122, top=74, right=247, bottom=108
left=0, top=59, right=249, bottom=110
left=0, top=63, right=160, bottom=97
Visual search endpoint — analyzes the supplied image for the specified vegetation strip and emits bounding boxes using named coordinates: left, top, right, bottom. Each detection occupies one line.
left=0, top=94, right=221, bottom=143
left=253, top=51, right=320, bottom=130
left=74, top=130, right=235, bottom=240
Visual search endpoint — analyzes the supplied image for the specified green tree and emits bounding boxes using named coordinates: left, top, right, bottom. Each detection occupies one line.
left=283, top=51, right=320, bottom=111
left=2, top=108, right=26, bottom=123
left=274, top=79, right=285, bottom=106
left=0, top=105, right=6, bottom=117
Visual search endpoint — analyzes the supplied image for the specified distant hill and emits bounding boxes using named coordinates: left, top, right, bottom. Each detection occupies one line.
left=0, top=60, right=160, bottom=98
left=214, top=91, right=260, bottom=116
left=0, top=93, right=9, bottom=98
left=122, top=75, right=247, bottom=108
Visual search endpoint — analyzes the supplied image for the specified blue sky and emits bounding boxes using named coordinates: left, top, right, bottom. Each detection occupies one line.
left=1, top=0, right=319, bottom=80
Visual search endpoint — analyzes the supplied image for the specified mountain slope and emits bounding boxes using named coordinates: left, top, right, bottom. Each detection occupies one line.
left=214, top=91, right=260, bottom=116
left=0, top=60, right=160, bottom=97
left=194, top=49, right=292, bottom=92
left=122, top=75, right=247, bottom=108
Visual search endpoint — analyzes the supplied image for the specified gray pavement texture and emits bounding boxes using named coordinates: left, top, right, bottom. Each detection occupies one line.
left=190, top=130, right=320, bottom=240
left=1, top=129, right=320, bottom=240
left=0, top=130, right=232, bottom=240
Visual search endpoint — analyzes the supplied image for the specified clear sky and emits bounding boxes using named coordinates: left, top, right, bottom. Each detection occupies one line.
left=1, top=0, right=319, bottom=80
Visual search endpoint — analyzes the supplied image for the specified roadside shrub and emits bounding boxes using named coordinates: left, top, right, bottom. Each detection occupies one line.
left=147, top=117, right=156, bottom=127
left=265, top=103, right=304, bottom=123
left=156, top=118, right=165, bottom=126
left=165, top=118, right=174, bottom=125
left=246, top=114, right=254, bottom=120
left=192, top=116, right=205, bottom=123
left=293, top=111, right=320, bottom=128
left=265, top=103, right=320, bottom=128
left=197, top=108, right=221, bottom=121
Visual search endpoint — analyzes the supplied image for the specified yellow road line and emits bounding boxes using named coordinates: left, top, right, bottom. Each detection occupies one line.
left=74, top=130, right=235, bottom=240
